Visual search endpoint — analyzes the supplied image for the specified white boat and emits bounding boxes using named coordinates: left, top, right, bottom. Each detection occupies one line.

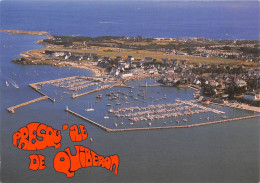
left=85, top=102, right=94, bottom=112
left=104, top=116, right=109, bottom=119
left=6, top=80, right=9, bottom=87
left=108, top=109, right=114, bottom=113
left=11, top=81, right=19, bottom=88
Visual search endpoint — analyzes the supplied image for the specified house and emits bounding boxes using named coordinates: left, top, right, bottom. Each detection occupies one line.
left=170, top=59, right=178, bottom=66
left=180, top=59, right=187, bottom=65
left=142, top=57, right=153, bottom=63
left=177, top=52, right=187, bottom=56
left=51, top=51, right=65, bottom=57
left=131, top=68, right=144, bottom=75
left=127, top=56, right=134, bottom=62
left=147, top=68, right=158, bottom=74
left=119, top=72, right=133, bottom=79
left=83, top=53, right=91, bottom=60
left=119, top=62, right=130, bottom=70
left=103, top=56, right=111, bottom=62
left=162, top=58, right=168, bottom=65
left=235, top=80, right=247, bottom=87
left=116, top=56, right=123, bottom=62
left=243, top=92, right=260, bottom=101
left=110, top=68, right=120, bottom=76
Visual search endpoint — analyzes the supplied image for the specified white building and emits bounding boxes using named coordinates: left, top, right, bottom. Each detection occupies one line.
left=243, top=92, right=260, bottom=101
left=119, top=72, right=133, bottom=79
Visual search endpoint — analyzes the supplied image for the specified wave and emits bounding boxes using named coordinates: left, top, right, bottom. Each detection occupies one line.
left=98, top=21, right=117, bottom=24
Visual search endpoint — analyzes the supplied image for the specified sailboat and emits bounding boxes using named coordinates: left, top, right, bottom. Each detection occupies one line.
left=104, top=113, right=109, bottom=119
left=85, top=102, right=94, bottom=112
left=6, top=80, right=9, bottom=87
left=11, top=81, right=19, bottom=88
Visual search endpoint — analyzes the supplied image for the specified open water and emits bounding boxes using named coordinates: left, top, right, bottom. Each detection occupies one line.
left=0, top=1, right=259, bottom=183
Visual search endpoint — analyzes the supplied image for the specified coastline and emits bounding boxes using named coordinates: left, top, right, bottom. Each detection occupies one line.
left=7, top=31, right=102, bottom=77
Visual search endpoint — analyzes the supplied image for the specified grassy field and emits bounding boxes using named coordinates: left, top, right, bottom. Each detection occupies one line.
left=24, top=41, right=259, bottom=67
left=42, top=47, right=245, bottom=65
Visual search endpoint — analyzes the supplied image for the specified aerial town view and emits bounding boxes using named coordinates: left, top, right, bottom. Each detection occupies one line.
left=0, top=1, right=259, bottom=183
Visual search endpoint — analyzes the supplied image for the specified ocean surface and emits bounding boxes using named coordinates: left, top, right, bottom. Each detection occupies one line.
left=0, top=1, right=259, bottom=40
left=0, top=1, right=259, bottom=183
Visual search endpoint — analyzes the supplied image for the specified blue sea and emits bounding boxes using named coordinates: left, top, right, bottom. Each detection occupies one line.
left=0, top=1, right=259, bottom=183
left=1, top=1, right=259, bottom=39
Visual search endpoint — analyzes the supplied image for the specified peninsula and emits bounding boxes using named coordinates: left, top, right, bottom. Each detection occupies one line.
left=0, top=29, right=48, bottom=36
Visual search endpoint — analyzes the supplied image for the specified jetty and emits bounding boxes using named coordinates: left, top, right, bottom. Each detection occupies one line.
left=29, top=84, right=55, bottom=102
left=65, top=108, right=260, bottom=132
left=30, top=76, right=78, bottom=87
left=117, top=83, right=134, bottom=88
left=7, top=96, right=48, bottom=113
left=72, top=84, right=116, bottom=98
left=65, top=108, right=112, bottom=132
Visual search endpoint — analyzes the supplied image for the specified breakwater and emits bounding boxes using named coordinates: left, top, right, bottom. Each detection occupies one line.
left=65, top=108, right=260, bottom=132
left=7, top=96, right=48, bottom=113
left=72, top=84, right=116, bottom=98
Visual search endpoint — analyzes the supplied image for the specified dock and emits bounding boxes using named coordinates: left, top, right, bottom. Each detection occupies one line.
left=30, top=76, right=78, bottom=86
left=29, top=84, right=55, bottom=102
left=72, top=84, right=116, bottom=98
left=7, top=96, right=48, bottom=113
left=65, top=108, right=260, bottom=132
left=116, top=83, right=134, bottom=88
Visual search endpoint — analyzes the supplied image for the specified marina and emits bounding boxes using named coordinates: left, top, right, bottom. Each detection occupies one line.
left=65, top=107, right=260, bottom=132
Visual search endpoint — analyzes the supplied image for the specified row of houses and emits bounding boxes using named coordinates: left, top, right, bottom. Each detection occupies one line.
left=46, top=50, right=189, bottom=66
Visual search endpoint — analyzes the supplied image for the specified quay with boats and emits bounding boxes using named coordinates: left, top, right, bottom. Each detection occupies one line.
left=65, top=107, right=260, bottom=132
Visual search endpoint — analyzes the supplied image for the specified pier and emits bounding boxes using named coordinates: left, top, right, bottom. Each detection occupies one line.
left=65, top=108, right=260, bottom=132
left=29, top=84, right=55, bottom=102
left=72, top=84, right=116, bottom=98
left=7, top=96, right=48, bottom=113
left=117, top=83, right=134, bottom=88
left=30, top=76, right=78, bottom=86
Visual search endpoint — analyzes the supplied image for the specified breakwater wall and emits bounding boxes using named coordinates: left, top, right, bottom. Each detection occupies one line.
left=72, top=84, right=116, bottom=98
left=7, top=96, right=48, bottom=113
left=66, top=108, right=260, bottom=132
